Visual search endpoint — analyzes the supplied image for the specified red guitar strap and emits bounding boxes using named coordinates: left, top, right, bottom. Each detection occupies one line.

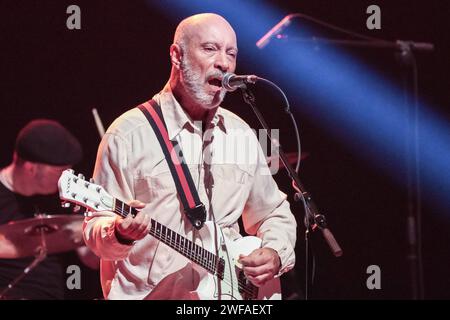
left=138, top=100, right=206, bottom=229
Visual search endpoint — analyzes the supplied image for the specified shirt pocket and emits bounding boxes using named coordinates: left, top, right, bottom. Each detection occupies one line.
left=149, top=160, right=199, bottom=194
left=208, top=163, right=253, bottom=218
left=212, top=163, right=254, bottom=186
left=151, top=171, right=175, bottom=191
left=133, top=158, right=175, bottom=202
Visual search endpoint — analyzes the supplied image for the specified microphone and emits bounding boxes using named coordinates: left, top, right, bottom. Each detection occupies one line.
left=221, top=73, right=259, bottom=92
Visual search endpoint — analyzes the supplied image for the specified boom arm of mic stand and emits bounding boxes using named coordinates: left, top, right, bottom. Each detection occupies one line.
left=240, top=86, right=343, bottom=258
left=274, top=36, right=434, bottom=52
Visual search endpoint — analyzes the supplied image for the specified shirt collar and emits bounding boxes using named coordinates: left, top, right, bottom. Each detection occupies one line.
left=156, top=83, right=227, bottom=140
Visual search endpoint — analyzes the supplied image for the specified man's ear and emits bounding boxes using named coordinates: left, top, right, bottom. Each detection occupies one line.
left=23, top=161, right=38, bottom=177
left=170, top=43, right=183, bottom=70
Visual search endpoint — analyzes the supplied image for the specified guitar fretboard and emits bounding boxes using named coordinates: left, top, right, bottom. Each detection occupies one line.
left=113, top=199, right=225, bottom=279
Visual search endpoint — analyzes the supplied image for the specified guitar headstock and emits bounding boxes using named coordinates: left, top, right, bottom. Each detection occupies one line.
left=58, top=169, right=114, bottom=214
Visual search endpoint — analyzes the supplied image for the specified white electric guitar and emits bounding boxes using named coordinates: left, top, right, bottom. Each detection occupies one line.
left=58, top=169, right=281, bottom=300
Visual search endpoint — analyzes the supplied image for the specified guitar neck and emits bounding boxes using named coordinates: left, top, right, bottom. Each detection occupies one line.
left=112, top=198, right=224, bottom=278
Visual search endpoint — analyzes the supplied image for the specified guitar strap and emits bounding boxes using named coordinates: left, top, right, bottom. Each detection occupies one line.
left=137, top=99, right=206, bottom=230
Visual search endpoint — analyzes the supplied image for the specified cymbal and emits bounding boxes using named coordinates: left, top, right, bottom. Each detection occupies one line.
left=0, top=214, right=84, bottom=259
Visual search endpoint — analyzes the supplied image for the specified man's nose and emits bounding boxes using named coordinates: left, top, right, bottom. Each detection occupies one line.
left=214, top=51, right=230, bottom=73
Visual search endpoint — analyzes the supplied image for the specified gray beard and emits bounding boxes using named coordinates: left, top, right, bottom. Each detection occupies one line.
left=180, top=56, right=226, bottom=107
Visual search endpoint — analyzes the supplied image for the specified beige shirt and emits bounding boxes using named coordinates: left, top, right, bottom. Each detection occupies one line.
left=83, top=84, right=297, bottom=299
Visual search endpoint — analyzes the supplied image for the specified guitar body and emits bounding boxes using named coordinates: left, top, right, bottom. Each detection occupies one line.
left=193, top=221, right=281, bottom=300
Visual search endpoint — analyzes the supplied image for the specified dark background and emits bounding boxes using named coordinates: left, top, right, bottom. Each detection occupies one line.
left=1, top=0, right=449, bottom=299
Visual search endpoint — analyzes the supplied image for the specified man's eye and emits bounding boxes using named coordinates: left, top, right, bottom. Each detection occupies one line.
left=204, top=47, right=215, bottom=52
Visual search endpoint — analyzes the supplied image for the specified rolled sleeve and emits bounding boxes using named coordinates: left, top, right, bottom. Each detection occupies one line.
left=83, top=212, right=134, bottom=261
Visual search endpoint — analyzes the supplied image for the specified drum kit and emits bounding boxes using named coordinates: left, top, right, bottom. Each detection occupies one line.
left=0, top=213, right=84, bottom=299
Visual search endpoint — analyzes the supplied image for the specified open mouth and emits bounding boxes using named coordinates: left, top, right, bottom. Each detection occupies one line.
left=207, top=77, right=222, bottom=88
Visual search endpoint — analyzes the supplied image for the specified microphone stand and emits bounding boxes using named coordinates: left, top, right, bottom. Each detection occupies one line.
left=258, top=13, right=433, bottom=299
left=239, top=86, right=343, bottom=300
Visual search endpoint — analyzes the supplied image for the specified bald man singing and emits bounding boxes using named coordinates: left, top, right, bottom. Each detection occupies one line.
left=83, top=13, right=297, bottom=300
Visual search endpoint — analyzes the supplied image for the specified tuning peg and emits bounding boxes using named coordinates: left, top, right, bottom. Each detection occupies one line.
left=67, top=169, right=75, bottom=174
left=89, top=178, right=95, bottom=183
left=78, top=173, right=85, bottom=180
left=71, top=192, right=77, bottom=198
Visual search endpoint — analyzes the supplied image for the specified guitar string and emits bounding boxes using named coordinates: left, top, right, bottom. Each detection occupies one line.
left=78, top=187, right=257, bottom=296
left=148, top=227, right=256, bottom=297
left=114, top=210, right=256, bottom=297
left=114, top=205, right=257, bottom=297
left=104, top=184, right=255, bottom=296
left=88, top=199, right=256, bottom=297
left=69, top=176, right=256, bottom=297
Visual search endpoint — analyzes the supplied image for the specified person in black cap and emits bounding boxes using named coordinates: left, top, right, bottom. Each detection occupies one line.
left=2, top=119, right=83, bottom=196
left=0, top=119, right=99, bottom=299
